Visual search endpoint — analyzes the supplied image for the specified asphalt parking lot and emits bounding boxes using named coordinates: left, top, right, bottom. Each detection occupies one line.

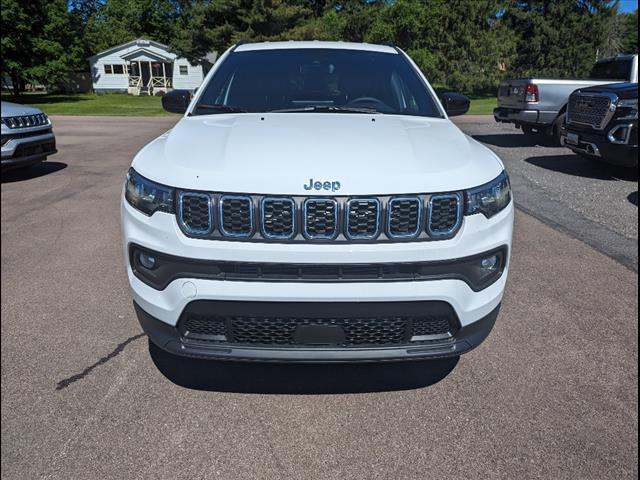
left=1, top=115, right=637, bottom=479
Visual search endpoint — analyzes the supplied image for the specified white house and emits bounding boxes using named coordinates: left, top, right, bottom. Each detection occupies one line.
left=88, top=38, right=216, bottom=95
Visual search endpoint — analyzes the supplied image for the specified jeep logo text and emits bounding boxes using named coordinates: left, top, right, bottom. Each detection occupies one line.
left=303, top=178, right=341, bottom=192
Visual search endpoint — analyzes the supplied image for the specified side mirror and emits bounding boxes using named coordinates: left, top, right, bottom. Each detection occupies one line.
left=162, top=89, right=191, bottom=114
left=441, top=92, right=470, bottom=117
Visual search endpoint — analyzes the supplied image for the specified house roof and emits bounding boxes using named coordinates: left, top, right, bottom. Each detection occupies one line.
left=121, top=47, right=173, bottom=62
left=88, top=38, right=172, bottom=61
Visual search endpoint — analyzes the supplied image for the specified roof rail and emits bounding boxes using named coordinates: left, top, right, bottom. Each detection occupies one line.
left=231, top=39, right=250, bottom=52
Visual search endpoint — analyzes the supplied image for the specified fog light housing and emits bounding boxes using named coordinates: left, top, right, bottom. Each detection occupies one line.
left=481, top=255, right=499, bottom=271
left=608, top=124, right=633, bottom=145
left=138, top=252, right=157, bottom=269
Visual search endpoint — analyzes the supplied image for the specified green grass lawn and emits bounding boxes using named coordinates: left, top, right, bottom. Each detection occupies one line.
left=1, top=92, right=173, bottom=116
left=467, top=95, right=496, bottom=115
left=2, top=92, right=496, bottom=116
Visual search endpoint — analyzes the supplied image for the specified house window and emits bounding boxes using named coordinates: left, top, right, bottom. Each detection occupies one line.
left=104, top=64, right=125, bottom=75
left=179, top=65, right=188, bottom=75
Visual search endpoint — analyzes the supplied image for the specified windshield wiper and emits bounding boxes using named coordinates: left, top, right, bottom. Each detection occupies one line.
left=192, top=104, right=248, bottom=114
left=269, top=105, right=379, bottom=114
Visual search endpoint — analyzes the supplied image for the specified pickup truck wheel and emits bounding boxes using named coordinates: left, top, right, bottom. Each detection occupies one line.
left=550, top=113, right=566, bottom=146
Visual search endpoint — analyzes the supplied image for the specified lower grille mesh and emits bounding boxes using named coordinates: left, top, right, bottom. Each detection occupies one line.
left=178, top=304, right=458, bottom=347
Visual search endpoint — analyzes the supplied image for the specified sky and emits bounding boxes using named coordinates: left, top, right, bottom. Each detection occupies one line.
left=619, top=0, right=638, bottom=13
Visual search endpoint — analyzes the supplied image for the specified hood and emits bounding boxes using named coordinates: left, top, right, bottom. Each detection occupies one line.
left=576, top=82, right=638, bottom=100
left=1, top=101, right=44, bottom=117
left=132, top=113, right=504, bottom=195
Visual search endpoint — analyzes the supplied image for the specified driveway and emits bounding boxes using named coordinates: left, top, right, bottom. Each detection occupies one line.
left=1, top=116, right=637, bottom=480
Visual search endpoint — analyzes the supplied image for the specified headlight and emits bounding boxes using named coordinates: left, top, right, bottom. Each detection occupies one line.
left=465, top=171, right=511, bottom=218
left=617, top=98, right=638, bottom=120
left=124, top=168, right=175, bottom=216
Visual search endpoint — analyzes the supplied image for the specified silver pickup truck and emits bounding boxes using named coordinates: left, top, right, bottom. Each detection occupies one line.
left=494, top=54, right=639, bottom=143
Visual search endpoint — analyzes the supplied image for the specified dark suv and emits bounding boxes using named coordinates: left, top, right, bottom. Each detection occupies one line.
left=562, top=82, right=638, bottom=168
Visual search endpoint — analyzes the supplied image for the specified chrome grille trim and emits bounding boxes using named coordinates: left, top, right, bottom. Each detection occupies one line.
left=345, top=198, right=381, bottom=240
left=261, top=197, right=296, bottom=239
left=219, top=195, right=254, bottom=237
left=427, top=193, right=463, bottom=237
left=177, top=192, right=213, bottom=236
left=175, top=192, right=464, bottom=242
left=387, top=196, right=422, bottom=238
left=303, top=198, right=339, bottom=240
left=2, top=113, right=50, bottom=129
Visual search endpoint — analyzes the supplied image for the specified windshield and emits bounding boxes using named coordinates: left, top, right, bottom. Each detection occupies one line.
left=589, top=59, right=631, bottom=81
left=193, top=48, right=442, bottom=117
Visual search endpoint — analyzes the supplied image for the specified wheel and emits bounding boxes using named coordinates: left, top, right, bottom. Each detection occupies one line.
left=550, top=113, right=566, bottom=146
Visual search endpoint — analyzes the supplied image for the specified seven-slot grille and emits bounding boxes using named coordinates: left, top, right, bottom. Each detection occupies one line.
left=567, top=93, right=615, bottom=129
left=428, top=194, right=461, bottom=236
left=220, top=196, right=253, bottom=236
left=1, top=114, right=49, bottom=129
left=304, top=199, right=338, bottom=239
left=177, top=193, right=464, bottom=242
left=346, top=199, right=380, bottom=239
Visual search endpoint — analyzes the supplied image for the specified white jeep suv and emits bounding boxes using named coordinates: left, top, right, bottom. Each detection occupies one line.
left=122, top=41, right=514, bottom=361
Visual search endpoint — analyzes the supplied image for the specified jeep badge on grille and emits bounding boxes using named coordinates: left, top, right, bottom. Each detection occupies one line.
left=304, top=178, right=341, bottom=192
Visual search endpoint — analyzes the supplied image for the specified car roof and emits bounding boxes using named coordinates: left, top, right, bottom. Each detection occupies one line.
left=234, top=41, right=398, bottom=54
left=596, top=54, right=638, bottom=63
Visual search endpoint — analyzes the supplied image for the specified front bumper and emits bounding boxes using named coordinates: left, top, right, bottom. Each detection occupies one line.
left=1, top=130, right=57, bottom=168
left=122, top=197, right=514, bottom=361
left=562, top=122, right=638, bottom=168
left=136, top=300, right=501, bottom=362
left=494, top=107, right=557, bottom=127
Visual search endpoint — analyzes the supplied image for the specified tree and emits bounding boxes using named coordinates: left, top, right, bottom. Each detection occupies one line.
left=1, top=0, right=83, bottom=95
left=79, top=0, right=180, bottom=54
left=171, top=0, right=313, bottom=63
left=502, top=0, right=618, bottom=78
left=621, top=9, right=638, bottom=53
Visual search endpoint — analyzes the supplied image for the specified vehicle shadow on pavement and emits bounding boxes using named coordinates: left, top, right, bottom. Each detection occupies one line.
left=525, top=154, right=638, bottom=181
left=1, top=161, right=67, bottom=183
left=148, top=341, right=459, bottom=394
left=628, top=191, right=638, bottom=206
left=472, top=133, right=556, bottom=148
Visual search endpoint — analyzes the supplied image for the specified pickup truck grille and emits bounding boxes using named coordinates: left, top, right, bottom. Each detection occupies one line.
left=567, top=93, right=616, bottom=130
left=2, top=114, right=49, bottom=129
left=176, top=191, right=463, bottom=243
